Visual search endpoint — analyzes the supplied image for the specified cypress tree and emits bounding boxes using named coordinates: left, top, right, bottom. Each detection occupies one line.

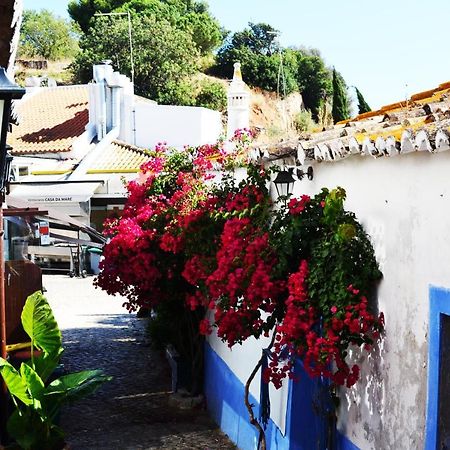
left=355, top=86, right=371, bottom=114
left=332, top=68, right=350, bottom=123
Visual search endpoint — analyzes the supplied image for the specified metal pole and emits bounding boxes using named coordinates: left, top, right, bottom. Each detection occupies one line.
left=0, top=98, right=8, bottom=363
left=94, top=12, right=134, bottom=84
left=0, top=201, right=7, bottom=444
left=127, top=11, right=134, bottom=85
left=0, top=204, right=5, bottom=360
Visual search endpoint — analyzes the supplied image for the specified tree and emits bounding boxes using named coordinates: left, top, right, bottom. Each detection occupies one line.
left=19, top=10, right=79, bottom=60
left=68, top=0, right=129, bottom=34
left=294, top=49, right=332, bottom=122
left=355, top=86, right=371, bottom=114
left=68, top=0, right=222, bottom=54
left=228, top=22, right=280, bottom=56
left=212, top=23, right=298, bottom=96
left=332, top=68, right=350, bottom=123
left=71, top=14, right=199, bottom=104
left=177, top=11, right=222, bottom=55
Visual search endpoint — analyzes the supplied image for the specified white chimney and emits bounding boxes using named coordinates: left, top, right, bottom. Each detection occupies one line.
left=227, top=62, right=250, bottom=139
left=92, top=61, right=114, bottom=140
left=89, top=61, right=135, bottom=142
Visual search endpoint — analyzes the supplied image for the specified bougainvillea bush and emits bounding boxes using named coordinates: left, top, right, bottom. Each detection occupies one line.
left=96, top=131, right=384, bottom=398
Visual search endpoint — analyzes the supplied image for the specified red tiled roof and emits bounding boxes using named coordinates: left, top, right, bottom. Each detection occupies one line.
left=8, top=85, right=89, bottom=155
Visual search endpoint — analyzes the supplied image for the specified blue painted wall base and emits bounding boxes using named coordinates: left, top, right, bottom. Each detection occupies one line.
left=425, top=285, right=450, bottom=449
left=204, top=342, right=359, bottom=450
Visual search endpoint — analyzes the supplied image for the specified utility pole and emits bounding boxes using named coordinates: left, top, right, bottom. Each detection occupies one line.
left=268, top=30, right=288, bottom=131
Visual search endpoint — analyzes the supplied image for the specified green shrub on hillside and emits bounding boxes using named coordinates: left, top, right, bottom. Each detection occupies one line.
left=293, top=110, right=315, bottom=133
left=195, top=80, right=227, bottom=111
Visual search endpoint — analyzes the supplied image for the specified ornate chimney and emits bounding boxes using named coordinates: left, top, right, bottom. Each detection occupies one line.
left=227, top=62, right=250, bottom=139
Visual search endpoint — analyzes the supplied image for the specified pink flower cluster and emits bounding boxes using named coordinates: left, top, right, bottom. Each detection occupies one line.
left=96, top=136, right=384, bottom=394
left=201, top=217, right=282, bottom=346
left=264, top=261, right=384, bottom=389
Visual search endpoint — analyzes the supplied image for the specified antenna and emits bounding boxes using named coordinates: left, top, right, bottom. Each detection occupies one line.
left=267, top=31, right=286, bottom=99
left=405, top=82, right=409, bottom=110
left=267, top=30, right=288, bottom=132
left=94, top=11, right=135, bottom=84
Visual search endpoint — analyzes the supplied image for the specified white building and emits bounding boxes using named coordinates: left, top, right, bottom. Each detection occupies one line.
left=204, top=80, right=450, bottom=450
left=7, top=61, right=223, bottom=229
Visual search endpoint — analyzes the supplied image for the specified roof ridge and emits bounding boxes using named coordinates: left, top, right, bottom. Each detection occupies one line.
left=350, top=80, right=450, bottom=123
left=29, top=84, right=89, bottom=93
left=112, top=139, right=148, bottom=153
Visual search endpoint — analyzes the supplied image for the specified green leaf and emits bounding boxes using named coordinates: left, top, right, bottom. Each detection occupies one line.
left=21, top=363, right=45, bottom=403
left=33, top=348, right=63, bottom=383
left=21, top=291, right=62, bottom=356
left=0, top=358, right=32, bottom=406
left=7, top=408, right=65, bottom=450
left=44, top=370, right=112, bottom=404
left=7, top=408, right=38, bottom=450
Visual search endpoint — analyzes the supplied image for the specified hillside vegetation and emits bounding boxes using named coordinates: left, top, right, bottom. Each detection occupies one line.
left=17, top=1, right=372, bottom=129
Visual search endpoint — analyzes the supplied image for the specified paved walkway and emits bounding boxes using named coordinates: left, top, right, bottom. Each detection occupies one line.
left=44, top=274, right=235, bottom=450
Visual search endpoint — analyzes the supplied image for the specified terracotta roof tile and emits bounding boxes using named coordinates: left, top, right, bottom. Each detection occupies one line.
left=8, top=85, right=89, bottom=155
left=87, top=140, right=150, bottom=173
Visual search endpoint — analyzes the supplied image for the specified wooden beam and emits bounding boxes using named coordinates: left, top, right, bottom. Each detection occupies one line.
left=3, top=208, right=48, bottom=217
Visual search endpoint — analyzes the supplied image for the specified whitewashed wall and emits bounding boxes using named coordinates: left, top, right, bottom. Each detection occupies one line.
left=134, top=104, right=222, bottom=150
left=207, top=150, right=450, bottom=449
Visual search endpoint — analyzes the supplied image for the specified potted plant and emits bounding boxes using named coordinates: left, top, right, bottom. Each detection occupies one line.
left=0, top=291, right=111, bottom=449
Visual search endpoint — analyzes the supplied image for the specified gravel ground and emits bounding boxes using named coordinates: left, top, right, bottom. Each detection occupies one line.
left=43, top=274, right=236, bottom=450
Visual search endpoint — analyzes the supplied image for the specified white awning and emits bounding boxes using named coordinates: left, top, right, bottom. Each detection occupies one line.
left=8, top=182, right=102, bottom=204
left=5, top=196, right=106, bottom=245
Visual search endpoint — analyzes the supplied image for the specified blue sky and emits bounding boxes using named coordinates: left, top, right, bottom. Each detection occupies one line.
left=23, top=0, right=450, bottom=109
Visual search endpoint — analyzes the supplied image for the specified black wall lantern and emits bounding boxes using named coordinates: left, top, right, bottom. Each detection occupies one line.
left=273, top=166, right=314, bottom=202
left=273, top=168, right=296, bottom=199
left=0, top=67, right=25, bottom=194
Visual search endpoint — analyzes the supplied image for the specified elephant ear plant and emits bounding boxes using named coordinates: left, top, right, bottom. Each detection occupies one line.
left=0, top=291, right=112, bottom=450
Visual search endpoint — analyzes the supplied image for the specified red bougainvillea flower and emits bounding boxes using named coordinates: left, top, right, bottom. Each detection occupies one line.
left=96, top=135, right=384, bottom=394
left=288, top=195, right=310, bottom=215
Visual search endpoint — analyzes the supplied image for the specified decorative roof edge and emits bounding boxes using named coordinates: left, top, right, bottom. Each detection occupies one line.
left=111, top=140, right=149, bottom=154
left=250, top=127, right=450, bottom=165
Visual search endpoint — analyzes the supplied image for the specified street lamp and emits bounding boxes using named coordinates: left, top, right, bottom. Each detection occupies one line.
left=0, top=67, right=25, bottom=361
left=273, top=166, right=314, bottom=203
left=273, top=168, right=296, bottom=200
left=0, top=68, right=24, bottom=192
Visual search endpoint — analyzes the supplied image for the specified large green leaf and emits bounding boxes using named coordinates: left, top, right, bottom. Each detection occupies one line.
left=21, top=363, right=45, bottom=406
left=0, top=358, right=32, bottom=406
left=21, top=291, right=62, bottom=356
left=33, top=348, right=64, bottom=383
left=7, top=409, right=38, bottom=450
left=44, top=370, right=112, bottom=404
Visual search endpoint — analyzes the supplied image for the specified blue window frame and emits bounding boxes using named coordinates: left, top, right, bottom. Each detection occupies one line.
left=426, top=286, right=450, bottom=449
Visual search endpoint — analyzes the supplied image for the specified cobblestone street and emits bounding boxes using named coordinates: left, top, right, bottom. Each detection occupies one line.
left=43, top=274, right=235, bottom=450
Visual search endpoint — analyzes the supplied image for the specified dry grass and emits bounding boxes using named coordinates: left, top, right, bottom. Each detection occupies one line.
left=251, top=89, right=304, bottom=144
left=15, top=59, right=75, bottom=86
